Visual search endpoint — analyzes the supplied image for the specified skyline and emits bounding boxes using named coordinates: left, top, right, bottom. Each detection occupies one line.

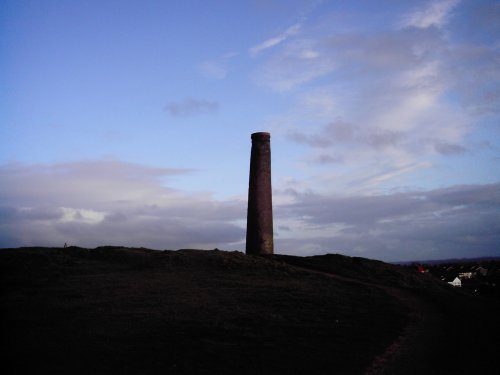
left=1, top=0, right=499, bottom=261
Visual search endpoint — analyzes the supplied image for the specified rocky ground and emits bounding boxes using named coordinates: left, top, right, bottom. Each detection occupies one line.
left=1, top=247, right=499, bottom=374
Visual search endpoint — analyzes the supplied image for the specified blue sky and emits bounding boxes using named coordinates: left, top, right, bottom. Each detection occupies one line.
left=1, top=0, right=499, bottom=261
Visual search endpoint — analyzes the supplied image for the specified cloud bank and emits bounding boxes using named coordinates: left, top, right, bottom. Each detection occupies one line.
left=275, top=183, right=500, bottom=261
left=0, top=160, right=245, bottom=250
left=1, top=160, right=498, bottom=262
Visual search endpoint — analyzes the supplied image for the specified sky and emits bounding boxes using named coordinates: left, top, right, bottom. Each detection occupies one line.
left=1, top=0, right=499, bottom=262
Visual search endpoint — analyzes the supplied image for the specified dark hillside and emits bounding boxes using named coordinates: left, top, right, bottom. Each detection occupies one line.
left=1, top=247, right=499, bottom=374
left=273, top=253, right=444, bottom=289
left=275, top=253, right=500, bottom=374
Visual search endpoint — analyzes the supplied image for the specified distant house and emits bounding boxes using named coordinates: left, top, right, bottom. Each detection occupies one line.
left=459, top=272, right=473, bottom=279
left=448, top=277, right=462, bottom=287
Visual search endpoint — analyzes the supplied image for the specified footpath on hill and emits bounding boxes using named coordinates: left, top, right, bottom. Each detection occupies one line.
left=275, top=254, right=500, bottom=375
left=280, top=261, right=446, bottom=374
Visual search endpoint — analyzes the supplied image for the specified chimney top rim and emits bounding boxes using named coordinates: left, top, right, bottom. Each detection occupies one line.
left=251, top=132, right=271, bottom=140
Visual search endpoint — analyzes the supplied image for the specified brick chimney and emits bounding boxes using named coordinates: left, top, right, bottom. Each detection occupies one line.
left=246, top=132, right=274, bottom=255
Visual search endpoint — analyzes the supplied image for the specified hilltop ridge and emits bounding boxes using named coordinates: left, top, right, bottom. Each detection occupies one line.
left=1, top=247, right=499, bottom=374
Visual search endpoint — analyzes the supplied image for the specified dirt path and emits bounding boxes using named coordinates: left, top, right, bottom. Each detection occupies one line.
left=291, top=265, right=447, bottom=375
left=362, top=286, right=445, bottom=375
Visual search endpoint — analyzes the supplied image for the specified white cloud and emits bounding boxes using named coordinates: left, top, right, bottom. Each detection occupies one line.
left=399, top=0, right=460, bottom=29
left=60, top=207, right=106, bottom=224
left=249, top=23, right=302, bottom=57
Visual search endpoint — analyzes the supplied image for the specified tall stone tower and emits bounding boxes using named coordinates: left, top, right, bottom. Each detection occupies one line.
left=246, top=132, right=274, bottom=255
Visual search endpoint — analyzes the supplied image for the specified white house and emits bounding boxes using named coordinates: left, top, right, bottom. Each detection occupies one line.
left=448, top=277, right=462, bottom=287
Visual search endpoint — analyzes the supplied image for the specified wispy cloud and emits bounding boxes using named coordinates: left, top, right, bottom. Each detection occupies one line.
left=289, top=120, right=405, bottom=150
left=399, top=0, right=460, bottom=29
left=165, top=97, right=219, bottom=117
left=249, top=23, right=302, bottom=57
left=253, top=38, right=336, bottom=91
left=264, top=1, right=499, bottom=190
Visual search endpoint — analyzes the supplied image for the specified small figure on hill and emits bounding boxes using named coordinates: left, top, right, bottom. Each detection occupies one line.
left=64, top=242, right=67, bottom=248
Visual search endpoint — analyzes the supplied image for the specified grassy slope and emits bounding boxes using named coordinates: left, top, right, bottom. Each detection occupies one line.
left=274, top=254, right=500, bottom=375
left=1, top=247, right=499, bottom=374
